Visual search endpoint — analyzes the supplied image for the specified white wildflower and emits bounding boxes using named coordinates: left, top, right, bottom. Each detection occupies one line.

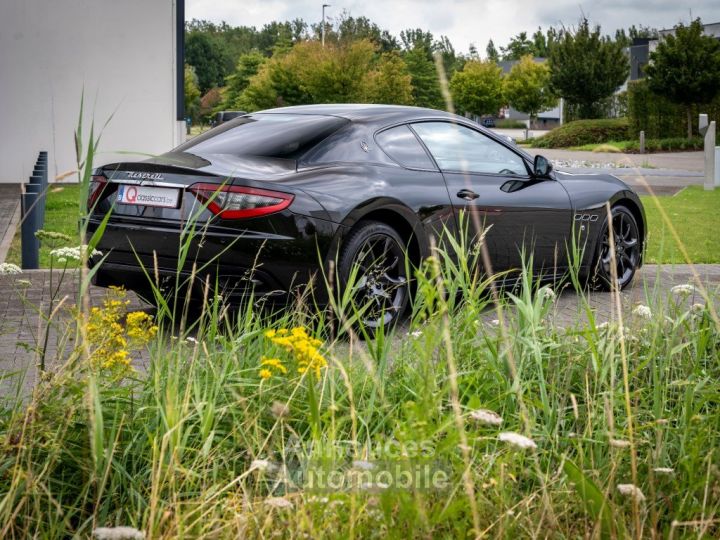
left=408, top=330, right=423, bottom=339
left=359, top=481, right=389, bottom=491
left=671, top=284, right=695, bottom=297
left=489, top=319, right=500, bottom=326
left=92, top=526, right=145, bottom=540
left=470, top=409, right=503, bottom=426
left=540, top=287, right=556, bottom=301
left=632, top=304, right=652, bottom=320
left=16, top=279, right=32, bottom=287
left=609, top=438, right=631, bottom=448
left=0, top=263, right=22, bottom=275
left=271, top=400, right=290, bottom=419
left=498, top=432, right=537, bottom=450
left=250, top=459, right=277, bottom=473
left=653, top=467, right=674, bottom=475
left=265, top=496, right=293, bottom=509
left=186, top=336, right=198, bottom=344
left=596, top=321, right=610, bottom=330
left=352, top=459, right=376, bottom=471
left=50, top=245, right=101, bottom=262
left=617, top=483, right=645, bottom=502
left=690, top=303, right=705, bottom=313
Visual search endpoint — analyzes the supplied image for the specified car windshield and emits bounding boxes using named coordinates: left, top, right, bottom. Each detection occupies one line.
left=175, top=113, right=349, bottom=159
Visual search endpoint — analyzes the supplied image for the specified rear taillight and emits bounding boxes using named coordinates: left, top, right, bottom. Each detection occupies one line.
left=88, top=175, right=107, bottom=210
left=188, top=183, right=294, bottom=219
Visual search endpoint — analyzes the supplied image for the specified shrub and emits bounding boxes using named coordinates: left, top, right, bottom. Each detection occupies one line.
left=627, top=79, right=720, bottom=139
left=495, top=119, right=527, bottom=129
left=532, top=118, right=630, bottom=148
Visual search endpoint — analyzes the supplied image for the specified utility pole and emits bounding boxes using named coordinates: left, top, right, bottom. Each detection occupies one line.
left=322, top=4, right=330, bottom=47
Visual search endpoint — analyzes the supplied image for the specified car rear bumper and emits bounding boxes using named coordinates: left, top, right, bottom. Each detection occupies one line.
left=88, top=214, right=339, bottom=305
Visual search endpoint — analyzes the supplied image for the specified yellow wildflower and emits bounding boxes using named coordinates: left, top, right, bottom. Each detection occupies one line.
left=259, top=368, right=272, bottom=380
left=262, top=326, right=327, bottom=380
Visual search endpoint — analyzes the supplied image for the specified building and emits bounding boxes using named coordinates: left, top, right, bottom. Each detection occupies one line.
left=0, top=0, right=186, bottom=184
left=628, top=21, right=720, bottom=82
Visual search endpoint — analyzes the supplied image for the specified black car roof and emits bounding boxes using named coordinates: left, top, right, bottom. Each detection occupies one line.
left=256, top=104, right=462, bottom=124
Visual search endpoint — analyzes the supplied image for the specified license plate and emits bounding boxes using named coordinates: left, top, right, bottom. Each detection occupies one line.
left=116, top=185, right=180, bottom=208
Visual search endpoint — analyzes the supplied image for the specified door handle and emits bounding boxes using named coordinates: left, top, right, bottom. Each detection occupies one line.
left=457, top=189, right=479, bottom=201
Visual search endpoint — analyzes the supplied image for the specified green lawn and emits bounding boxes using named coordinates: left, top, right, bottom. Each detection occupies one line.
left=641, top=186, right=720, bottom=264
left=7, top=184, right=82, bottom=268
left=7, top=184, right=720, bottom=268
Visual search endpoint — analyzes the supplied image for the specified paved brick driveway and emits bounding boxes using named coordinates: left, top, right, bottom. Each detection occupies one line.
left=1, top=264, right=718, bottom=393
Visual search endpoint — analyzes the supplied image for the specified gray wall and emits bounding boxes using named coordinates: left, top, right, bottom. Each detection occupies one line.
left=0, top=0, right=184, bottom=183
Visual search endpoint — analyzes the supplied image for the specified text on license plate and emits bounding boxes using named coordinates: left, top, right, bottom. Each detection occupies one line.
left=116, top=185, right=180, bottom=208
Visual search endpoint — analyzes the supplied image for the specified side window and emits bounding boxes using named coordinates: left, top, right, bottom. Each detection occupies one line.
left=411, top=122, right=528, bottom=176
left=375, top=125, right=436, bottom=170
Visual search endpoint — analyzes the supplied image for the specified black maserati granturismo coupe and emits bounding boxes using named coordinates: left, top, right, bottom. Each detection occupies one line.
left=88, top=104, right=645, bottom=328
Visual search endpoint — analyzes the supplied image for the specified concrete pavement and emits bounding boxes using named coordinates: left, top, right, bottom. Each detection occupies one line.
left=1, top=265, right=718, bottom=394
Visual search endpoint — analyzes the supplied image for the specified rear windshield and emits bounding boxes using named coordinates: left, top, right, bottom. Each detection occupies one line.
left=175, top=113, right=349, bottom=159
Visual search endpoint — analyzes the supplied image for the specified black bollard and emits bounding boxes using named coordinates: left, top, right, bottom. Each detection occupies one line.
left=29, top=175, right=45, bottom=227
left=21, top=190, right=40, bottom=269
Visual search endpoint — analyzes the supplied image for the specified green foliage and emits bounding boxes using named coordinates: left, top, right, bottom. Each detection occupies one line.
left=485, top=39, right=499, bottom=62
left=548, top=19, right=629, bottom=119
left=183, top=64, right=201, bottom=121
left=223, top=52, right=266, bottom=109
left=503, top=55, right=556, bottom=122
left=495, top=118, right=528, bottom=129
left=531, top=118, right=630, bottom=148
left=627, top=79, right=720, bottom=139
left=403, top=45, right=445, bottom=109
left=185, top=31, right=228, bottom=92
left=645, top=19, right=720, bottom=138
left=361, top=52, right=413, bottom=105
left=501, top=31, right=534, bottom=60
left=449, top=61, right=504, bottom=116
left=238, top=40, right=414, bottom=111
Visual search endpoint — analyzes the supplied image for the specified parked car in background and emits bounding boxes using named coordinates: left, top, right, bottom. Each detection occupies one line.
left=480, top=117, right=496, bottom=128
left=213, top=111, right=246, bottom=126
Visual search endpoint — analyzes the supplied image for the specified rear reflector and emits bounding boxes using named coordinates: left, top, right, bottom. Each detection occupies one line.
left=188, top=183, right=293, bottom=219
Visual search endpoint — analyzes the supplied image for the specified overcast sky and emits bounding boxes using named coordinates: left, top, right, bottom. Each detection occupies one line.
left=186, top=0, right=720, bottom=55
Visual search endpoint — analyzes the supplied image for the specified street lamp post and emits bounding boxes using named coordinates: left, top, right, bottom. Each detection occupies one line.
left=322, top=4, right=330, bottom=47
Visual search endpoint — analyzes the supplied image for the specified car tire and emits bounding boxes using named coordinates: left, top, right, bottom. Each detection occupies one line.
left=590, top=205, right=641, bottom=291
left=338, top=221, right=409, bottom=333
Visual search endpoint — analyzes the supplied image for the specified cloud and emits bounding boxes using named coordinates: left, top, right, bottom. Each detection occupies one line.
left=186, top=0, right=720, bottom=54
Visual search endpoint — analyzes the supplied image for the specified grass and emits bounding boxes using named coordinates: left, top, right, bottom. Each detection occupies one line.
left=571, top=137, right=704, bottom=153
left=7, top=184, right=82, bottom=268
left=1, top=223, right=719, bottom=538
left=641, top=186, right=720, bottom=264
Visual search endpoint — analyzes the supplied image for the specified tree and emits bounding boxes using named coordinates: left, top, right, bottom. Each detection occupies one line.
left=184, top=64, right=201, bottom=121
left=224, top=52, right=266, bottom=108
left=547, top=19, right=629, bottom=119
left=185, top=32, right=227, bottom=92
left=485, top=39, right=499, bottom=62
left=238, top=40, right=413, bottom=111
left=531, top=28, right=548, bottom=57
left=449, top=61, right=504, bottom=117
left=403, top=45, right=445, bottom=109
left=361, top=52, right=413, bottom=104
left=502, top=31, right=534, bottom=60
left=504, top=55, right=556, bottom=126
left=645, top=19, right=720, bottom=138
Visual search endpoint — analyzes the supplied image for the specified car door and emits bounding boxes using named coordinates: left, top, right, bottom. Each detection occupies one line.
left=411, top=121, right=572, bottom=279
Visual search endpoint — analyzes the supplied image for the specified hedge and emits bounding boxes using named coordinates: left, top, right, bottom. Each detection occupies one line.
left=627, top=79, right=720, bottom=139
left=530, top=118, right=630, bottom=148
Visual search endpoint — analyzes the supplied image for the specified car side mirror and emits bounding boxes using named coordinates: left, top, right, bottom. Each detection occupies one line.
left=533, top=155, right=553, bottom=178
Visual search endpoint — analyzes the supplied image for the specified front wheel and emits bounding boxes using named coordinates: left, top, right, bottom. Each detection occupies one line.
left=338, top=221, right=409, bottom=333
left=591, top=205, right=641, bottom=290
